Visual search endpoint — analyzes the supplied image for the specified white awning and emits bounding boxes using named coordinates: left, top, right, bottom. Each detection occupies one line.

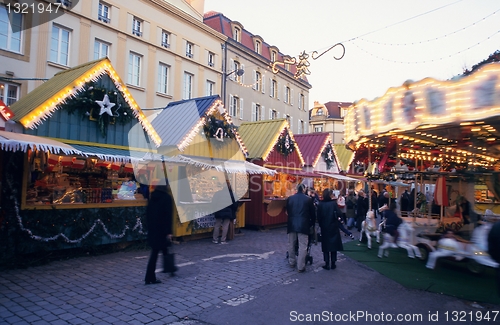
left=319, top=172, right=360, bottom=182
left=143, top=153, right=276, bottom=175
left=0, top=130, right=82, bottom=155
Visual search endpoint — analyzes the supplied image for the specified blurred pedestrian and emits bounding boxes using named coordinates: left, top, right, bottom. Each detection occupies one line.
left=317, top=189, right=344, bottom=270
left=212, top=180, right=238, bottom=244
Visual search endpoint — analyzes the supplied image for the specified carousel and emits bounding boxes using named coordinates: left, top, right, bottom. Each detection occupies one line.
left=344, top=62, right=500, bottom=272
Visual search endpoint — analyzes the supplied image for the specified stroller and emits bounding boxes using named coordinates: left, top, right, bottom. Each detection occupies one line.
left=285, top=230, right=315, bottom=265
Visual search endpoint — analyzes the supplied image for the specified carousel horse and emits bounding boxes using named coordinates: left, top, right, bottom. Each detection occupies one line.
left=377, top=220, right=422, bottom=259
left=426, top=221, right=499, bottom=270
left=359, top=210, right=380, bottom=249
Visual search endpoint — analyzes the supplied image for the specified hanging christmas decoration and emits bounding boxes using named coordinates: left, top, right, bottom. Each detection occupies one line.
left=276, top=130, right=295, bottom=156
left=96, top=94, right=116, bottom=116
left=322, top=142, right=335, bottom=169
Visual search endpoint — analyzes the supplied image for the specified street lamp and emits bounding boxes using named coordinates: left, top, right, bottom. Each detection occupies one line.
left=225, top=68, right=244, bottom=79
left=222, top=68, right=245, bottom=108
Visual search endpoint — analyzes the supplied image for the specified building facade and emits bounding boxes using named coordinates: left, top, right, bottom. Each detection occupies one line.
left=309, top=100, right=351, bottom=144
left=0, top=0, right=226, bottom=116
left=203, top=12, right=312, bottom=135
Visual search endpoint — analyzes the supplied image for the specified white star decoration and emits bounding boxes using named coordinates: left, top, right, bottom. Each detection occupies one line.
left=96, top=94, right=115, bottom=116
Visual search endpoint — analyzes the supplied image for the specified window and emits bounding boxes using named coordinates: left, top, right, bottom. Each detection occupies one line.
left=229, top=95, right=243, bottom=118
left=284, top=86, right=291, bottom=104
left=269, top=109, right=277, bottom=120
left=253, top=71, right=261, bottom=92
left=161, top=30, right=170, bottom=48
left=252, top=103, right=261, bottom=121
left=206, top=80, right=215, bottom=96
left=50, top=25, right=70, bottom=66
left=317, top=108, right=324, bottom=116
left=298, top=120, right=304, bottom=134
left=183, top=72, right=193, bottom=99
left=233, top=27, right=240, bottom=42
left=157, top=63, right=169, bottom=94
left=255, top=40, right=261, bottom=54
left=314, top=125, right=323, bottom=132
left=230, top=60, right=243, bottom=83
left=132, top=17, right=142, bottom=37
left=208, top=51, right=215, bottom=67
left=0, top=5, right=22, bottom=53
left=298, top=93, right=305, bottom=110
left=94, top=39, right=109, bottom=60
left=285, top=114, right=291, bottom=125
left=56, top=0, right=72, bottom=6
left=98, top=2, right=110, bottom=23
left=128, top=52, right=141, bottom=86
left=186, top=41, right=193, bottom=58
left=270, top=79, right=277, bottom=98
left=0, top=82, right=19, bottom=105
left=271, top=50, right=277, bottom=62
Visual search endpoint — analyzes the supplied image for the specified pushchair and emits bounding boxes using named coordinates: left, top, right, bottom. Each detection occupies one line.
left=285, top=230, right=314, bottom=265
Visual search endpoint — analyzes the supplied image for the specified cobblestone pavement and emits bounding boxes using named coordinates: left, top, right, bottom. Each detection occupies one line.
left=0, top=227, right=496, bottom=325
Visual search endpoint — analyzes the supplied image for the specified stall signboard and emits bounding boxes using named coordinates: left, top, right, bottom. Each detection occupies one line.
left=345, top=62, right=500, bottom=145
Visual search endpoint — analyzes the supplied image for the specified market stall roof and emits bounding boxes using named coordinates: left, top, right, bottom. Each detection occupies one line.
left=334, top=144, right=356, bottom=173
left=344, top=62, right=500, bottom=170
left=151, top=95, right=247, bottom=154
left=9, top=57, right=161, bottom=146
left=294, top=132, right=335, bottom=167
left=238, top=118, right=305, bottom=165
left=0, top=130, right=82, bottom=155
left=68, top=143, right=145, bottom=163
left=271, top=167, right=323, bottom=178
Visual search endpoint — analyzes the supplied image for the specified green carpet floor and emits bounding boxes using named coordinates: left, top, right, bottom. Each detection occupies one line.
left=342, top=239, right=500, bottom=305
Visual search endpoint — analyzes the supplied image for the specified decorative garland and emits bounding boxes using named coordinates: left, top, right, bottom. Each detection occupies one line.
left=322, top=142, right=335, bottom=170
left=203, top=114, right=236, bottom=147
left=59, top=78, right=134, bottom=138
left=275, top=130, right=295, bottom=157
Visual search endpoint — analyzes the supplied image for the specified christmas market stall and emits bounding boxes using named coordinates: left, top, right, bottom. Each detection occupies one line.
left=294, top=132, right=360, bottom=194
left=344, top=61, right=500, bottom=234
left=238, top=119, right=311, bottom=228
left=1, top=58, right=160, bottom=258
left=149, top=95, right=276, bottom=238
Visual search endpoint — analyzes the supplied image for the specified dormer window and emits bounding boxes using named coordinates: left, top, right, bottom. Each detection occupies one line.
left=255, top=40, right=261, bottom=54
left=271, top=50, right=277, bottom=62
left=233, top=27, right=241, bottom=42
left=317, top=108, right=324, bottom=116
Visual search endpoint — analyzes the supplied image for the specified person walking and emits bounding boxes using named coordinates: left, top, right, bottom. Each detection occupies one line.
left=144, top=183, right=176, bottom=285
left=212, top=180, right=238, bottom=244
left=345, top=189, right=357, bottom=230
left=332, top=192, right=354, bottom=239
left=356, top=190, right=369, bottom=232
left=286, top=184, right=315, bottom=273
left=317, top=189, right=344, bottom=270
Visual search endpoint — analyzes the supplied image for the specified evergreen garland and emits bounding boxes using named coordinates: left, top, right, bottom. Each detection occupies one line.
left=322, top=142, right=335, bottom=169
left=202, top=115, right=236, bottom=147
left=58, top=82, right=134, bottom=138
left=275, top=130, right=295, bottom=156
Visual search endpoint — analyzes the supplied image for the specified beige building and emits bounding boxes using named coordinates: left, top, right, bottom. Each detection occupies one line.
left=203, top=12, right=312, bottom=135
left=0, top=0, right=226, bottom=115
left=309, top=101, right=351, bottom=144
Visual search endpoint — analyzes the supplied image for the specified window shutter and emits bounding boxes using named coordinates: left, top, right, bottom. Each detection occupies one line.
left=251, top=102, right=256, bottom=121
left=261, top=105, right=265, bottom=120
left=269, top=78, right=272, bottom=97
left=239, top=98, right=244, bottom=119
left=290, top=117, right=293, bottom=133
left=277, top=111, right=280, bottom=119
left=291, top=89, right=294, bottom=106
left=269, top=108, right=272, bottom=120
left=261, top=77, right=265, bottom=94
left=229, top=94, right=234, bottom=116
left=283, top=85, right=287, bottom=102
left=240, top=64, right=245, bottom=83
left=252, top=70, right=256, bottom=90
left=229, top=59, right=235, bottom=81
left=277, top=82, right=281, bottom=100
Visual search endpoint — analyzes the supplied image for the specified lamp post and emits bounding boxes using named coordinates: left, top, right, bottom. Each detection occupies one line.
left=221, top=68, right=244, bottom=109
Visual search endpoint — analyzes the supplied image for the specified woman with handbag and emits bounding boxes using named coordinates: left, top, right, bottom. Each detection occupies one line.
left=144, top=183, right=177, bottom=284
left=317, top=189, right=344, bottom=270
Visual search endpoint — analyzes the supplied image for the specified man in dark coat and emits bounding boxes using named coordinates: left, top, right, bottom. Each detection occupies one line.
left=488, top=221, right=500, bottom=296
left=286, top=184, right=315, bottom=273
left=145, top=184, right=175, bottom=284
left=317, top=189, right=344, bottom=270
left=212, top=180, right=238, bottom=244
left=356, top=190, right=369, bottom=232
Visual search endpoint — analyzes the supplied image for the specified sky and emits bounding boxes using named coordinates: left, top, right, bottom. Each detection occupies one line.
left=203, top=0, right=500, bottom=107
